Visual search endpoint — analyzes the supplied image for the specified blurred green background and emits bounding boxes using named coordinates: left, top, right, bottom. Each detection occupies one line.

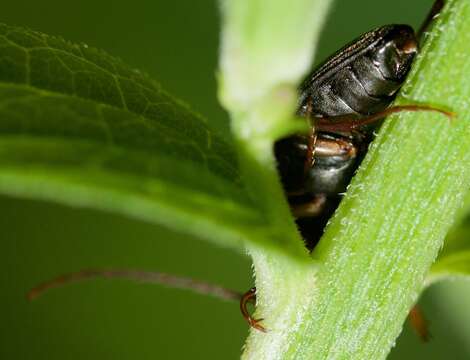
left=1, top=0, right=469, bottom=358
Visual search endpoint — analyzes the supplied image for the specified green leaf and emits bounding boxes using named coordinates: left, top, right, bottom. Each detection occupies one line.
left=0, top=23, right=294, bottom=255
left=429, top=192, right=470, bottom=282
left=430, top=250, right=470, bottom=281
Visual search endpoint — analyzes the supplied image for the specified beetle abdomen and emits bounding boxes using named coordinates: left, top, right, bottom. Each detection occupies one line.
left=298, top=24, right=418, bottom=117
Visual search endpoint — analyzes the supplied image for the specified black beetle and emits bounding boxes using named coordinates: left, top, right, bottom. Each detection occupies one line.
left=275, top=2, right=451, bottom=250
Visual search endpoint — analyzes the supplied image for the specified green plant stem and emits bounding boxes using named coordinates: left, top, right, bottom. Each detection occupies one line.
left=221, top=0, right=470, bottom=359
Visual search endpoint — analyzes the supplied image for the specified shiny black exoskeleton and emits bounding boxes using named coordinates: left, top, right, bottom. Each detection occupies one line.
left=275, top=24, right=419, bottom=248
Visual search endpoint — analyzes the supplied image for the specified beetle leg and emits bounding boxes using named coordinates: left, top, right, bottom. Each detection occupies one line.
left=303, top=97, right=317, bottom=175
left=290, top=136, right=357, bottom=219
left=290, top=194, right=327, bottom=218
left=418, top=0, right=444, bottom=38
left=240, top=287, right=267, bottom=332
left=304, top=129, right=317, bottom=175
left=291, top=135, right=357, bottom=219
left=314, top=104, right=454, bottom=133
left=408, top=304, right=431, bottom=342
left=314, top=135, right=358, bottom=159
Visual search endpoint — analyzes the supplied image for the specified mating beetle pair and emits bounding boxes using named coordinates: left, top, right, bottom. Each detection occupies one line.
left=243, top=0, right=452, bottom=333
left=276, top=23, right=422, bottom=249
left=276, top=1, right=450, bottom=250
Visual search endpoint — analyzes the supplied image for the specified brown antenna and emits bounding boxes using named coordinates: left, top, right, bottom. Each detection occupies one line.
left=27, top=268, right=242, bottom=302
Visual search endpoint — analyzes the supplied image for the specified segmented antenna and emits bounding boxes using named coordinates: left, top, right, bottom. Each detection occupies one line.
left=314, top=104, right=454, bottom=133
left=27, top=269, right=242, bottom=302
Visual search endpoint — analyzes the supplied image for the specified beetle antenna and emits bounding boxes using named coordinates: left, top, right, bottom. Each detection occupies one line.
left=314, top=104, right=454, bottom=133
left=27, top=268, right=242, bottom=302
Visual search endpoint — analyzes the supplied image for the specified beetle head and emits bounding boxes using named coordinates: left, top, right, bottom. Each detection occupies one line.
left=373, top=25, right=418, bottom=82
